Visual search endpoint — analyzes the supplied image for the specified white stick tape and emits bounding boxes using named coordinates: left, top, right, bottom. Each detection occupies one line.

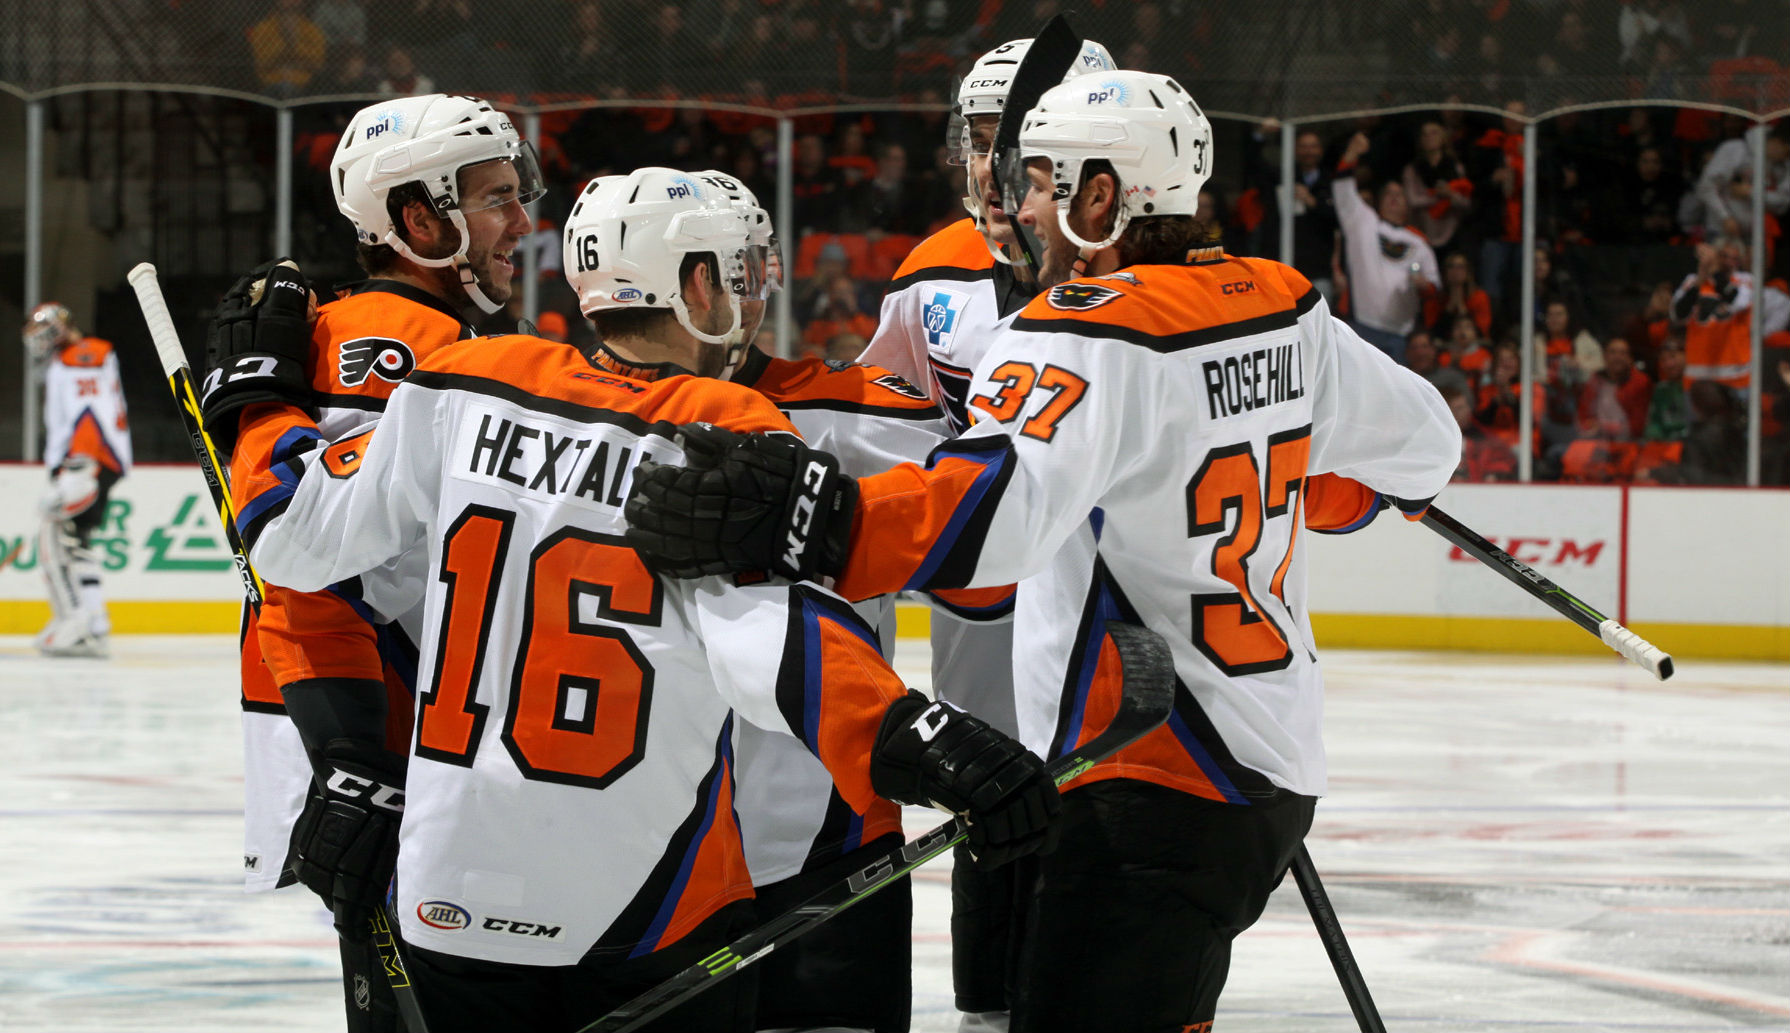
left=126, top=262, right=191, bottom=378
left=1599, top=619, right=1675, bottom=680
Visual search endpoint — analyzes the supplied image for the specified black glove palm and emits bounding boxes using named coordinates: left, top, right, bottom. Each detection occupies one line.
left=871, top=690, right=1061, bottom=869
left=289, top=738, right=405, bottom=937
left=201, top=258, right=316, bottom=452
left=624, top=422, right=857, bottom=581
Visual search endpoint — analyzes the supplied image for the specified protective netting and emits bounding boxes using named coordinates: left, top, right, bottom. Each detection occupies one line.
left=6, top=0, right=1790, bottom=121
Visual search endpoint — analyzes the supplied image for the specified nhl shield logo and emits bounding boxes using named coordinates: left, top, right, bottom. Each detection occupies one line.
left=339, top=337, right=418, bottom=387
left=1046, top=283, right=1124, bottom=311
left=922, top=289, right=965, bottom=348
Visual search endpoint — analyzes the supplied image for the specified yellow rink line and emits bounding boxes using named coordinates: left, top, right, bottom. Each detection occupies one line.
left=2, top=601, right=1783, bottom=662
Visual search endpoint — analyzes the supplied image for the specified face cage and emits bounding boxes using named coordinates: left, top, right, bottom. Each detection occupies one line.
left=946, top=111, right=970, bottom=167
left=22, top=322, right=62, bottom=361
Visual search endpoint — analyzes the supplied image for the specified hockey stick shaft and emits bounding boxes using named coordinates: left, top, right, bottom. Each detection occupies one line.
left=125, top=263, right=265, bottom=609
left=1421, top=506, right=1674, bottom=680
left=1292, top=845, right=1387, bottom=1033
left=580, top=622, right=1178, bottom=1033
left=127, top=262, right=430, bottom=1033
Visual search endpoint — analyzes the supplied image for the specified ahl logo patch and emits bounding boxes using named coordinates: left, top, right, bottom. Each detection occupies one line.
left=416, top=900, right=471, bottom=931
left=339, top=337, right=417, bottom=387
left=922, top=289, right=966, bottom=348
left=1046, top=283, right=1124, bottom=311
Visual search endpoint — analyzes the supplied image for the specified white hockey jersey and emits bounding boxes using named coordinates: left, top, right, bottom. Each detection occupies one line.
left=859, top=218, right=1027, bottom=738
left=831, top=256, right=1460, bottom=800
left=42, top=337, right=131, bottom=475
left=235, top=337, right=908, bottom=965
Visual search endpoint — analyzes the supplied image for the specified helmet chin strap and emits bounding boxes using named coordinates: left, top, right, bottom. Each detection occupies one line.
left=1057, top=200, right=1128, bottom=278
left=669, top=291, right=744, bottom=378
left=382, top=210, right=505, bottom=315
left=964, top=194, right=1018, bottom=266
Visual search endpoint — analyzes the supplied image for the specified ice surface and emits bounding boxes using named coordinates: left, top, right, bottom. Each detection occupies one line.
left=1, top=637, right=1784, bottom=1032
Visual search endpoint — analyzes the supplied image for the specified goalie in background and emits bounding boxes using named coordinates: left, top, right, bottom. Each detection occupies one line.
left=23, top=302, right=132, bottom=658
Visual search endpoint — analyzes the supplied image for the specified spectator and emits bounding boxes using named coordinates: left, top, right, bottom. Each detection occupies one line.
left=1604, top=146, right=1687, bottom=246
left=1672, top=238, right=1754, bottom=392
left=1468, top=100, right=1526, bottom=315
left=1477, top=341, right=1545, bottom=457
left=1540, top=297, right=1604, bottom=383
left=376, top=46, right=434, bottom=95
left=1405, top=330, right=1441, bottom=377
left=557, top=2, right=619, bottom=87
left=792, top=133, right=844, bottom=233
left=802, top=275, right=879, bottom=355
left=1247, top=124, right=1339, bottom=301
left=1402, top=120, right=1473, bottom=255
left=318, top=44, right=378, bottom=94
left=1678, top=379, right=1747, bottom=483
left=1621, top=281, right=1678, bottom=365
left=841, top=143, right=925, bottom=234
left=1691, top=124, right=1790, bottom=242
left=1426, top=252, right=1494, bottom=338
left=1618, top=1, right=1691, bottom=67
left=1441, top=313, right=1493, bottom=386
left=830, top=123, right=879, bottom=188
left=1578, top=338, right=1653, bottom=440
left=1644, top=339, right=1690, bottom=443
left=311, top=0, right=366, bottom=48
left=1442, top=383, right=1519, bottom=482
left=1526, top=245, right=1588, bottom=336
left=1334, top=131, right=1440, bottom=362
left=249, top=0, right=326, bottom=96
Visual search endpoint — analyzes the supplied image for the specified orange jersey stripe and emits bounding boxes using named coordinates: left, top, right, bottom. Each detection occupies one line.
left=889, top=217, right=995, bottom=283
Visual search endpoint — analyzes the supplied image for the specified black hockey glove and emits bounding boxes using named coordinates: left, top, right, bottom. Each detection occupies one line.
left=289, top=738, right=405, bottom=939
left=623, top=422, right=858, bottom=582
left=201, top=258, right=315, bottom=453
left=871, top=690, right=1062, bottom=869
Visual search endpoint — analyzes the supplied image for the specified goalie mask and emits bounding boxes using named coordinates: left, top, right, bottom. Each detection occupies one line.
left=1003, top=70, right=1214, bottom=268
left=22, top=302, right=75, bottom=362
left=564, top=168, right=767, bottom=371
left=954, top=37, right=1115, bottom=265
left=332, top=94, right=545, bottom=315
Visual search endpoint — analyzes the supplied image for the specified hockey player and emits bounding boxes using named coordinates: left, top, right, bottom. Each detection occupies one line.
left=23, top=302, right=132, bottom=658
left=206, top=169, right=1062, bottom=1033
left=200, top=93, right=543, bottom=1032
left=856, top=42, right=1111, bottom=1030
left=624, top=70, right=1462, bottom=1033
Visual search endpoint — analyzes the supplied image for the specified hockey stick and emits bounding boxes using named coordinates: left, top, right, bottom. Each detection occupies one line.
left=1292, top=846, right=1387, bottom=1033
left=578, top=622, right=1179, bottom=1033
left=1421, top=505, right=1674, bottom=680
left=127, top=263, right=432, bottom=1033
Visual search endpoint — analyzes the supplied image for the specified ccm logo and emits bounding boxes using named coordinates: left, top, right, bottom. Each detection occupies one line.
left=1220, top=280, right=1257, bottom=295
left=482, top=917, right=563, bottom=938
left=781, top=460, right=829, bottom=569
left=1449, top=538, right=1606, bottom=566
left=417, top=901, right=470, bottom=930
left=325, top=769, right=405, bottom=812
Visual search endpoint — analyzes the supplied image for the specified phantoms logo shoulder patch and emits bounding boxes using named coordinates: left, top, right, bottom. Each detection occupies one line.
left=1046, top=283, right=1124, bottom=311
left=339, top=337, right=417, bottom=387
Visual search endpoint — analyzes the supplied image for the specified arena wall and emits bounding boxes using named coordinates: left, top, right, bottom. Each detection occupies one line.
left=2, top=464, right=1783, bottom=661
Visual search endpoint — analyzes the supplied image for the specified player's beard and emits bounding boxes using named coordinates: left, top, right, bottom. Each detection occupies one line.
left=462, top=241, right=514, bottom=306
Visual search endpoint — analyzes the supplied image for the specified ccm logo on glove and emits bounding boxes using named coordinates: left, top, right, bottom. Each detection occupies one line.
left=782, top=458, right=831, bottom=570
left=325, top=768, right=405, bottom=813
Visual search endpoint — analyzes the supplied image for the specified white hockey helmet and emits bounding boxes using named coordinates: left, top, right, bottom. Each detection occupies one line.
left=694, top=169, right=779, bottom=291
left=956, top=37, right=1117, bottom=122
left=332, top=94, right=545, bottom=314
left=22, top=302, right=75, bottom=362
left=1016, top=70, right=1214, bottom=254
left=563, top=168, right=767, bottom=360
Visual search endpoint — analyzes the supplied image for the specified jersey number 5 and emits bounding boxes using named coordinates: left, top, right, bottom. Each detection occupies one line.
left=417, top=505, right=661, bottom=789
left=1186, top=426, right=1311, bottom=675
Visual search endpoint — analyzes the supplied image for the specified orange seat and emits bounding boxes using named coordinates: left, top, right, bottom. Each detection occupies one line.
left=794, top=233, right=872, bottom=280
left=864, top=234, right=923, bottom=281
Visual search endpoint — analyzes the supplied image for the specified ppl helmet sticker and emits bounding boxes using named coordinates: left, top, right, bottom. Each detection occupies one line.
left=1086, top=80, right=1131, bottom=106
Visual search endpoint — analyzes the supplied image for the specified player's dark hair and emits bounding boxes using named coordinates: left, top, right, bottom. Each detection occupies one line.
left=1075, top=159, right=1221, bottom=266
left=589, top=252, right=723, bottom=340
left=355, top=182, right=460, bottom=275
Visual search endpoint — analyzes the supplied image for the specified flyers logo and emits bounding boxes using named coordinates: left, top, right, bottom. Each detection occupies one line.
left=339, top=337, right=417, bottom=387
left=871, top=373, right=928, bottom=400
left=1046, top=283, right=1123, bottom=311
